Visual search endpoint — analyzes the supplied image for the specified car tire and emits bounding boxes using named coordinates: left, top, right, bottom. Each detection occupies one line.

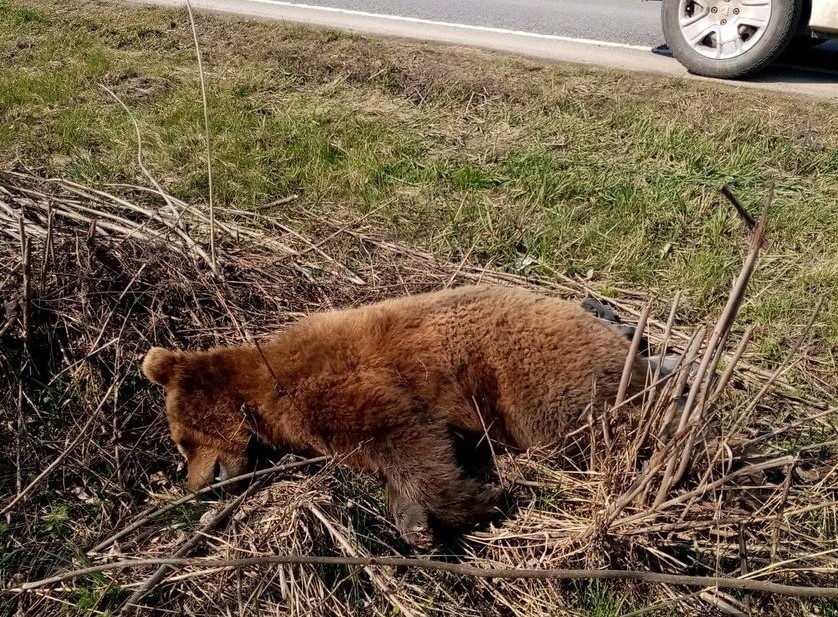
left=662, top=0, right=803, bottom=78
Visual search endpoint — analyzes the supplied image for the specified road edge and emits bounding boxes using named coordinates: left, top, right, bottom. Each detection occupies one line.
left=122, top=0, right=838, bottom=100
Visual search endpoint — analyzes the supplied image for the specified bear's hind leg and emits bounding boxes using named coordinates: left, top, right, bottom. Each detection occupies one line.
left=383, top=427, right=504, bottom=548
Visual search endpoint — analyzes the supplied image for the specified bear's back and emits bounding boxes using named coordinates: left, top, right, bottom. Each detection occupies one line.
left=280, top=286, right=644, bottom=449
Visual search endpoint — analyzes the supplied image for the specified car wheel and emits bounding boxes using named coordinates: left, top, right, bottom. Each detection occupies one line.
left=662, top=0, right=803, bottom=78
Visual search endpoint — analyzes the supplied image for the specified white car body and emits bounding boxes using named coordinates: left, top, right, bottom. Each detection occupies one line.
left=810, top=0, right=838, bottom=34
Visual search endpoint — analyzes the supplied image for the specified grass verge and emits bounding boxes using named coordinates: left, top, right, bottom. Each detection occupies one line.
left=1, top=0, right=837, bottom=363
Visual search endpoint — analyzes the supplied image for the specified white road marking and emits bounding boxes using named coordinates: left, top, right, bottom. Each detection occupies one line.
left=240, top=0, right=653, bottom=51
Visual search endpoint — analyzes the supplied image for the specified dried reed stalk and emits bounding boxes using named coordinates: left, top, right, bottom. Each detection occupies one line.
left=185, top=0, right=217, bottom=277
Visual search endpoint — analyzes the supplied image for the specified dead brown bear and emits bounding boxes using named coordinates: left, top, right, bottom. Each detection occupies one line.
left=142, top=285, right=660, bottom=548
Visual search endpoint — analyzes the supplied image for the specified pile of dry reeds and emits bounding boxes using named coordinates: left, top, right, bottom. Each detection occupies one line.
left=1, top=169, right=836, bottom=617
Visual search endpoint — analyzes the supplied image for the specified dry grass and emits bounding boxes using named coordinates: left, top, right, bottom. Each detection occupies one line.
left=1, top=170, right=837, bottom=616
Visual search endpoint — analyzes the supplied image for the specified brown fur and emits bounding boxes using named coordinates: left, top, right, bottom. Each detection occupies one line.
left=142, top=285, right=650, bottom=547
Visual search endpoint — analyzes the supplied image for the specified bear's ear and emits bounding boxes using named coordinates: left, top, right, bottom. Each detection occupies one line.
left=142, top=347, right=183, bottom=388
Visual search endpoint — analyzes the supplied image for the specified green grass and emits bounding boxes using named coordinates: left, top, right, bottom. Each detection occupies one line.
left=808, top=599, right=838, bottom=617
left=2, top=1, right=837, bottom=368
left=576, top=581, right=626, bottom=617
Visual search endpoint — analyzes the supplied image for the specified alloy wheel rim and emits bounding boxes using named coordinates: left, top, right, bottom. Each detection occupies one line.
left=678, top=0, right=773, bottom=59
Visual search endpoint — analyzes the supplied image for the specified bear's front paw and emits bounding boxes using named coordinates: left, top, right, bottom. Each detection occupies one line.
left=397, top=504, right=436, bottom=551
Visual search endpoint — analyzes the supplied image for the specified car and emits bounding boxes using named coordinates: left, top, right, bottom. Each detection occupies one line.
left=661, top=0, right=838, bottom=78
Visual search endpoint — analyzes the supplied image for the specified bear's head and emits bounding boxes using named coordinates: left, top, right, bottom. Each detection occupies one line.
left=141, top=347, right=254, bottom=491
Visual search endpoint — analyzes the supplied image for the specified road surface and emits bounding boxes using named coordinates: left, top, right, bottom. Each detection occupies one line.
left=285, top=0, right=664, bottom=46
left=125, top=0, right=838, bottom=99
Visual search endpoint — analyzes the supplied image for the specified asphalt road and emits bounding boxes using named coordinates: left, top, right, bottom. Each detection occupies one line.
left=125, top=0, right=838, bottom=99
left=291, top=0, right=664, bottom=47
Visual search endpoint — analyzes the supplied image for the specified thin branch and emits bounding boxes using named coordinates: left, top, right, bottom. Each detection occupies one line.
left=720, top=186, right=756, bottom=231
left=707, top=325, right=754, bottom=407
left=9, top=555, right=838, bottom=598
left=615, top=300, right=650, bottom=407
left=185, top=0, right=217, bottom=277
left=19, top=217, right=31, bottom=340
left=771, top=461, right=795, bottom=564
